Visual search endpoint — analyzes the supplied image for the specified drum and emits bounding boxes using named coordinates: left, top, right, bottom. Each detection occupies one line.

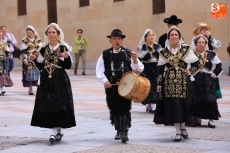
left=118, top=71, right=150, bottom=103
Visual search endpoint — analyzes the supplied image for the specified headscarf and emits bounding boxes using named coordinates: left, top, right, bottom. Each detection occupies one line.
left=139, top=29, right=156, bottom=45
left=165, top=25, right=184, bottom=47
left=194, top=34, right=208, bottom=44
left=37, top=23, right=73, bottom=63
left=21, top=25, right=41, bottom=50
left=41, top=23, right=72, bottom=52
left=21, top=25, right=40, bottom=40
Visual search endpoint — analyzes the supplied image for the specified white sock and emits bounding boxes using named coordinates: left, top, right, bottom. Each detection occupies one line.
left=0, top=87, right=3, bottom=93
left=57, top=127, right=62, bottom=134
left=181, top=123, right=186, bottom=129
left=2, top=86, right=5, bottom=92
left=29, top=86, right=33, bottom=93
left=209, top=119, right=214, bottom=125
left=151, top=104, right=156, bottom=110
left=180, top=123, right=188, bottom=135
left=50, top=128, right=57, bottom=136
left=174, top=123, right=181, bottom=134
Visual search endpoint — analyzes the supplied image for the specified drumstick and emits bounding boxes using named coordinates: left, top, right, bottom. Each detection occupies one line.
left=111, top=83, right=126, bottom=86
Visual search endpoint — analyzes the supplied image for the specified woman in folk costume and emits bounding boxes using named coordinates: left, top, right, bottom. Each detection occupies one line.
left=154, top=26, right=199, bottom=142
left=191, top=22, right=221, bottom=51
left=30, top=23, right=76, bottom=144
left=193, top=34, right=222, bottom=128
left=137, top=29, right=162, bottom=113
left=191, top=22, right=222, bottom=126
left=20, top=25, right=42, bottom=95
left=0, top=31, right=13, bottom=95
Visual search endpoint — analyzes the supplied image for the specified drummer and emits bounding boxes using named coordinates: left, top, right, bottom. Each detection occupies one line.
left=96, top=29, right=144, bottom=143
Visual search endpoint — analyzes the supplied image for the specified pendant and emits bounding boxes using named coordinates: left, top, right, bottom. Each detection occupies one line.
left=48, top=74, right=52, bottom=78
left=175, top=67, right=179, bottom=70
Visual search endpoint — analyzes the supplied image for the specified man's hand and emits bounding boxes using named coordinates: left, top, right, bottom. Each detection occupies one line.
left=130, top=51, right=138, bottom=64
left=104, top=81, right=112, bottom=88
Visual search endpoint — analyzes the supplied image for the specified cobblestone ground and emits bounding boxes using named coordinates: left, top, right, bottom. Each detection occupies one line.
left=0, top=69, right=229, bottom=153
left=75, top=144, right=210, bottom=153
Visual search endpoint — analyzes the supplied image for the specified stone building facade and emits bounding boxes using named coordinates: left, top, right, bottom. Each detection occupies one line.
left=0, top=0, right=229, bottom=74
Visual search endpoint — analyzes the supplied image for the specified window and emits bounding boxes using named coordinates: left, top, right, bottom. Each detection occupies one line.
left=47, top=0, right=57, bottom=24
left=79, top=0, right=90, bottom=7
left=152, top=0, right=165, bottom=14
left=114, top=0, right=124, bottom=2
left=17, top=0, right=27, bottom=16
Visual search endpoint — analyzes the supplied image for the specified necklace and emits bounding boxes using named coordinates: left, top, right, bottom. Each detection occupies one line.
left=167, top=47, right=182, bottom=70
left=44, top=46, right=60, bottom=78
left=195, top=51, right=207, bottom=72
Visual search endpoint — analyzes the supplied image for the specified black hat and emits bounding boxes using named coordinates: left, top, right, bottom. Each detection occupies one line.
left=107, top=29, right=126, bottom=39
left=164, top=15, right=182, bottom=24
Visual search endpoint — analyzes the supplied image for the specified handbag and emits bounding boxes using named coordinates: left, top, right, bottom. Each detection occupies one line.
left=13, top=45, right=21, bottom=58
left=25, top=68, right=40, bottom=81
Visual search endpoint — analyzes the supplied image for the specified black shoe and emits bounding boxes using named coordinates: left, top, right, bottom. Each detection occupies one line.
left=56, top=133, right=63, bottom=142
left=2, top=91, right=6, bottom=95
left=208, top=122, right=215, bottom=128
left=82, top=72, right=86, bottom=75
left=174, top=134, right=181, bottom=142
left=49, top=135, right=56, bottom=144
left=115, top=130, right=121, bottom=140
left=181, top=129, right=188, bottom=139
left=29, top=93, right=34, bottom=95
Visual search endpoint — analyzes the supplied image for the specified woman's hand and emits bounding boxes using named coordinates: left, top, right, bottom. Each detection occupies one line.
left=184, top=69, right=191, bottom=76
left=104, top=81, right=112, bottom=88
left=157, top=86, right=162, bottom=92
left=60, top=51, right=69, bottom=58
left=211, top=72, right=217, bottom=78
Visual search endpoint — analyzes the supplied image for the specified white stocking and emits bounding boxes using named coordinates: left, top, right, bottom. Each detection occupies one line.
left=209, top=119, right=214, bottom=125
left=174, top=123, right=181, bottom=134
left=29, top=85, right=33, bottom=93
left=181, top=122, right=186, bottom=129
left=50, top=128, right=57, bottom=136
left=57, top=127, right=62, bottom=134
left=180, top=123, right=188, bottom=135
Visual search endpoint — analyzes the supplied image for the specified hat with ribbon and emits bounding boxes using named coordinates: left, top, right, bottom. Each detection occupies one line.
left=107, top=29, right=126, bottom=39
left=193, top=22, right=211, bottom=35
left=164, top=15, right=182, bottom=24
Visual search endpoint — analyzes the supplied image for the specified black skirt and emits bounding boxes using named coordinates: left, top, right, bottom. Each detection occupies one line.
left=154, top=76, right=197, bottom=126
left=31, top=68, right=76, bottom=128
left=193, top=72, right=221, bottom=120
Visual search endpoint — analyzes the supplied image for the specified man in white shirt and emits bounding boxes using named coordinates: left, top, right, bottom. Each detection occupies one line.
left=96, top=29, right=144, bottom=143
left=0, top=25, right=18, bottom=77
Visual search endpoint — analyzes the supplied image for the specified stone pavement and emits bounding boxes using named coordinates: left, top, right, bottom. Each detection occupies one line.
left=0, top=67, right=230, bottom=153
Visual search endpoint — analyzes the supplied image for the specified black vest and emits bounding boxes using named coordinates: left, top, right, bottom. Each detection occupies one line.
left=102, top=48, right=132, bottom=83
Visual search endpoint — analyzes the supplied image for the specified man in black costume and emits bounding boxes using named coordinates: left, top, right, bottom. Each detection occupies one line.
left=158, top=15, right=182, bottom=48
left=96, top=29, right=144, bottom=143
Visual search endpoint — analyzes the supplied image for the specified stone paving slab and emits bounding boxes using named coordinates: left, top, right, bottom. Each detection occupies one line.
left=0, top=68, right=229, bottom=153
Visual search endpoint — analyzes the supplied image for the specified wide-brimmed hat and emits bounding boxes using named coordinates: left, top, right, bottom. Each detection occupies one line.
left=193, top=22, right=211, bottom=35
left=164, top=15, right=182, bottom=24
left=107, top=29, right=126, bottom=38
